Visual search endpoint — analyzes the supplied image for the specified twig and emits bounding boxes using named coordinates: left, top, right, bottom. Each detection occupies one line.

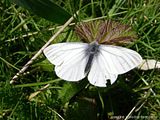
left=125, top=74, right=160, bottom=120
left=138, top=59, right=160, bottom=105
left=124, top=93, right=147, bottom=120
left=10, top=14, right=75, bottom=84
left=28, top=84, right=50, bottom=101
left=6, top=16, right=108, bottom=42
left=47, top=106, right=65, bottom=120
left=141, top=78, right=160, bottom=106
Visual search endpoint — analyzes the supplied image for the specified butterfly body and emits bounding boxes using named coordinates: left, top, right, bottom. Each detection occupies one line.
left=85, top=41, right=99, bottom=73
left=43, top=42, right=142, bottom=87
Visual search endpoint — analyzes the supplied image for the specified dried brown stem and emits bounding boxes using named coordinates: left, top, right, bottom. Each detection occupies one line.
left=10, top=14, right=75, bottom=84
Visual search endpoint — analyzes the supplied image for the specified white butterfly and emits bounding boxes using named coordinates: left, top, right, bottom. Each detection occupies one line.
left=43, top=41, right=142, bottom=87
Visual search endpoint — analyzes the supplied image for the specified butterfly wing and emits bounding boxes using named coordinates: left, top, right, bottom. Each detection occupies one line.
left=98, top=45, right=142, bottom=74
left=43, top=43, right=89, bottom=81
left=88, top=55, right=118, bottom=87
left=88, top=45, right=142, bottom=87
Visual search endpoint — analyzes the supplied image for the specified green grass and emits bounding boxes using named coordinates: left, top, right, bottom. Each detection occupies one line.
left=0, top=0, right=160, bottom=119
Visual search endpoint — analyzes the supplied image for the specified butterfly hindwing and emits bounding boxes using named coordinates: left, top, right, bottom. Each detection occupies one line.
left=88, top=54, right=118, bottom=87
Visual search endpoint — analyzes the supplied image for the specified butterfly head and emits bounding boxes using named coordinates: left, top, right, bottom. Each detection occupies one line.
left=87, top=41, right=99, bottom=55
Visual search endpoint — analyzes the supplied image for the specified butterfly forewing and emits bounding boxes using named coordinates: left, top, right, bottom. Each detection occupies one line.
left=99, top=45, right=142, bottom=74
left=44, top=43, right=88, bottom=65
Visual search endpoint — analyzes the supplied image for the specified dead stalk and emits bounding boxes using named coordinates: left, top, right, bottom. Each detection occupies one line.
left=10, top=14, right=75, bottom=84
